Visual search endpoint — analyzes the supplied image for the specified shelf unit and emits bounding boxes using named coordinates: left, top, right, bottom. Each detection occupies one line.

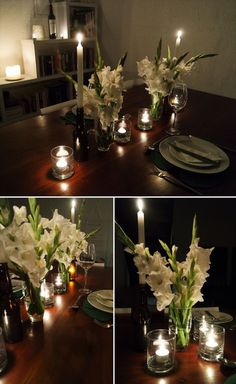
left=0, top=2, right=97, bottom=127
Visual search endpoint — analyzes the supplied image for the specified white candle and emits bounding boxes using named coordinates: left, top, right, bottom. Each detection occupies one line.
left=141, top=110, right=150, bottom=124
left=154, top=336, right=170, bottom=363
left=137, top=199, right=145, bottom=245
left=5, top=65, right=21, bottom=80
left=71, top=199, right=76, bottom=223
left=174, top=30, right=182, bottom=57
left=77, top=32, right=84, bottom=108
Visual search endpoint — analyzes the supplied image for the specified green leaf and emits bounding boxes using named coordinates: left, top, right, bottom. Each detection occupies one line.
left=191, top=214, right=197, bottom=244
left=173, top=51, right=189, bottom=68
left=117, top=52, right=128, bottom=68
left=185, top=53, right=217, bottom=66
left=77, top=199, right=86, bottom=229
left=95, top=40, right=104, bottom=70
left=94, top=70, right=102, bottom=97
left=167, top=45, right=171, bottom=66
left=84, top=227, right=100, bottom=240
left=155, top=38, right=162, bottom=65
left=115, top=221, right=135, bottom=253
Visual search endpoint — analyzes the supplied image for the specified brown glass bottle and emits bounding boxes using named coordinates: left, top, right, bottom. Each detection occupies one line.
left=48, top=1, right=56, bottom=39
left=0, top=263, right=23, bottom=343
left=131, top=284, right=151, bottom=352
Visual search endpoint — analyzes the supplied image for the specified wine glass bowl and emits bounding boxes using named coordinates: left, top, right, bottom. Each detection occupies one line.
left=78, top=244, right=96, bottom=294
left=167, top=83, right=188, bottom=135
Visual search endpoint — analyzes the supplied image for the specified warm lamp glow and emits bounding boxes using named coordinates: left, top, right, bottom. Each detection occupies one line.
left=5, top=65, right=21, bottom=80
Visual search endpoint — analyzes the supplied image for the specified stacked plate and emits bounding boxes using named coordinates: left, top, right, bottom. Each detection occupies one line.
left=159, top=135, right=230, bottom=174
left=87, top=290, right=113, bottom=313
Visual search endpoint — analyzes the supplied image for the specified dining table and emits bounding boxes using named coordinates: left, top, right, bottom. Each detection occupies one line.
left=115, top=288, right=236, bottom=384
left=1, top=84, right=236, bottom=196
left=0, top=266, right=113, bottom=384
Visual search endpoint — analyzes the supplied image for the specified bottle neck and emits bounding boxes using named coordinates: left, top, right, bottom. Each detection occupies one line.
left=49, top=4, right=54, bottom=18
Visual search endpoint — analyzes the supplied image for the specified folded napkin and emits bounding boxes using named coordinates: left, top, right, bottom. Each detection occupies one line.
left=150, top=147, right=226, bottom=189
left=83, top=300, right=113, bottom=322
left=171, top=140, right=222, bottom=163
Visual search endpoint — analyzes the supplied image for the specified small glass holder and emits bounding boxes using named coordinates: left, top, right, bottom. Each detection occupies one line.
left=40, top=282, right=54, bottom=308
left=193, top=315, right=212, bottom=342
left=199, top=324, right=225, bottom=362
left=51, top=145, right=74, bottom=180
left=53, top=273, right=67, bottom=294
left=147, top=329, right=176, bottom=374
left=113, top=114, right=131, bottom=143
left=0, top=327, right=7, bottom=373
left=137, top=108, right=153, bottom=131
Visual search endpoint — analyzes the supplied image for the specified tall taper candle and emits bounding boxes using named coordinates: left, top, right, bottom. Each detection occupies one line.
left=137, top=199, right=145, bottom=245
left=71, top=199, right=76, bottom=223
left=77, top=32, right=84, bottom=108
left=174, top=30, right=182, bottom=57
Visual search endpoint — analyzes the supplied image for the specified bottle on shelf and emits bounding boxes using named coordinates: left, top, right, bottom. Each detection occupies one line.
left=0, top=263, right=23, bottom=343
left=48, top=0, right=56, bottom=39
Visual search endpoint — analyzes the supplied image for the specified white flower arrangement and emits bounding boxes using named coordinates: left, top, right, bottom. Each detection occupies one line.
left=116, top=216, right=213, bottom=312
left=137, top=38, right=216, bottom=118
left=0, top=199, right=94, bottom=288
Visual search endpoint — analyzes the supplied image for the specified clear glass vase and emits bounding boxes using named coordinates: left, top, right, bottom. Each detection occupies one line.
left=168, top=306, right=192, bottom=351
left=151, top=94, right=164, bottom=121
left=95, top=122, right=113, bottom=151
left=24, top=280, right=44, bottom=323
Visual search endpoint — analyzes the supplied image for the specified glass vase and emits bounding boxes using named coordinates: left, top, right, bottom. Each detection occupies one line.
left=151, top=94, right=164, bottom=121
left=95, top=121, right=113, bottom=152
left=24, top=280, right=44, bottom=323
left=168, top=306, right=192, bottom=351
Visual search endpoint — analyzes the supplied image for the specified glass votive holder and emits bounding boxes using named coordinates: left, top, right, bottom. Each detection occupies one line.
left=53, top=273, right=67, bottom=294
left=137, top=108, right=153, bottom=131
left=68, top=260, right=77, bottom=281
left=147, top=329, right=176, bottom=374
left=193, top=315, right=212, bottom=342
left=51, top=145, right=74, bottom=180
left=40, top=282, right=54, bottom=308
left=0, top=327, right=7, bottom=373
left=113, top=114, right=131, bottom=143
left=199, top=324, right=225, bottom=362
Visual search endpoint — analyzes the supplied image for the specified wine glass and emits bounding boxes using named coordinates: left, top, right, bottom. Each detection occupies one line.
left=78, top=243, right=96, bottom=294
left=166, top=83, right=188, bottom=135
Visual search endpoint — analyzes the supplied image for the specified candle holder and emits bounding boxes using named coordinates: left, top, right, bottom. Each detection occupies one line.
left=113, top=114, right=131, bottom=143
left=147, top=329, right=176, bottom=374
left=40, top=282, right=54, bottom=308
left=73, top=107, right=89, bottom=162
left=50, top=145, right=74, bottom=180
left=68, top=260, right=77, bottom=281
left=53, top=273, right=67, bottom=294
left=5, top=65, right=23, bottom=81
left=137, top=108, right=153, bottom=131
left=193, top=315, right=211, bottom=342
left=199, top=324, right=225, bottom=362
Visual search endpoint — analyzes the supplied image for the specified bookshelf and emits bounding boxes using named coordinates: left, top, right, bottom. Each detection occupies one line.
left=0, top=2, right=97, bottom=127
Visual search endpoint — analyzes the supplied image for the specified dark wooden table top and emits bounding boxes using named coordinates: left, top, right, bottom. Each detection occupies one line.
left=116, top=312, right=236, bottom=384
left=1, top=266, right=113, bottom=384
left=1, top=85, right=236, bottom=196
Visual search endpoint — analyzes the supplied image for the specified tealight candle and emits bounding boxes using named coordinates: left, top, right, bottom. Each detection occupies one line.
left=51, top=145, right=74, bottom=180
left=193, top=314, right=209, bottom=341
left=199, top=324, right=225, bottom=362
left=68, top=260, right=77, bottom=281
left=138, top=108, right=153, bottom=131
left=114, top=115, right=131, bottom=143
left=147, top=329, right=176, bottom=374
left=5, top=65, right=22, bottom=81
left=53, top=273, right=67, bottom=294
left=154, top=335, right=170, bottom=363
left=40, top=282, right=54, bottom=307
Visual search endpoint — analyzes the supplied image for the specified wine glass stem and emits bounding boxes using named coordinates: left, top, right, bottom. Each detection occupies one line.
left=173, top=111, right=177, bottom=130
left=84, top=269, right=88, bottom=290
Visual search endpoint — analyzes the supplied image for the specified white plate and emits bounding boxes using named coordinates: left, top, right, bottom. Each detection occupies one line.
left=194, top=311, right=233, bottom=324
left=159, top=136, right=230, bottom=174
left=87, top=290, right=113, bottom=314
